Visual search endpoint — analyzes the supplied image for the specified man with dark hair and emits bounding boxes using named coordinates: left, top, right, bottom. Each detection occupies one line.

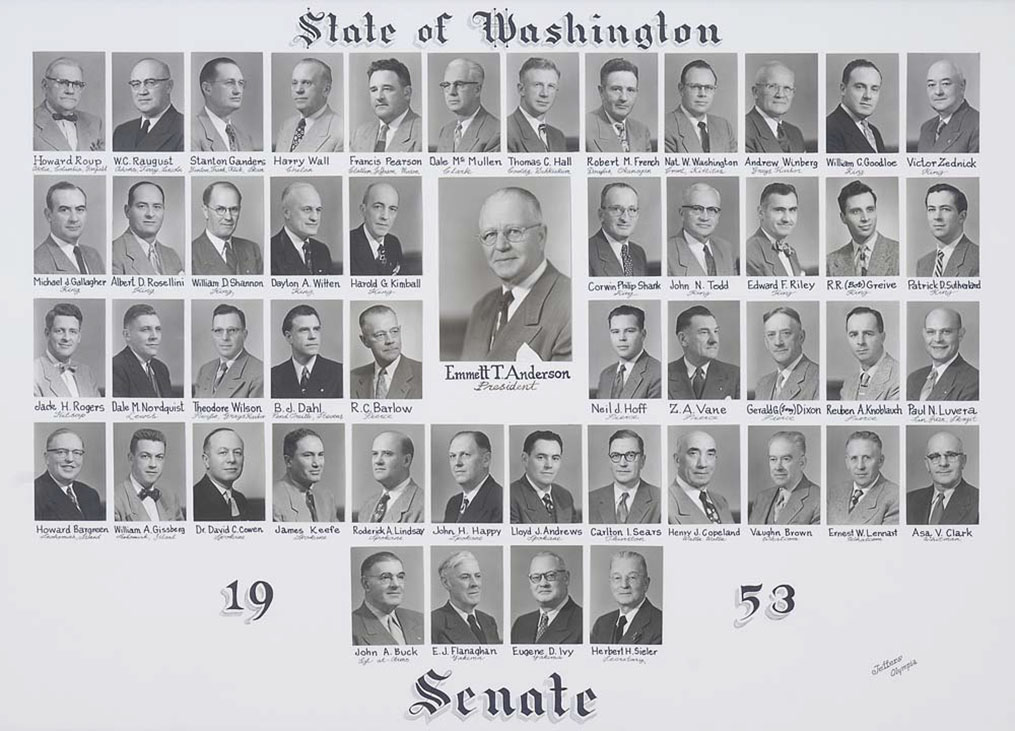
left=749, top=431, right=820, bottom=525
left=668, top=430, right=735, bottom=524
left=436, top=57, right=500, bottom=153
left=595, top=305, right=661, bottom=399
left=273, top=427, right=341, bottom=522
left=271, top=304, right=342, bottom=398
left=664, top=59, right=736, bottom=153
left=35, top=181, right=105, bottom=274
left=510, top=430, right=579, bottom=524
left=745, top=61, right=806, bottom=153
left=112, top=303, right=173, bottom=398
left=350, top=58, right=421, bottom=152
left=270, top=181, right=336, bottom=275
left=34, top=303, right=101, bottom=397
left=754, top=306, right=819, bottom=401
left=193, top=56, right=258, bottom=151
left=274, top=57, right=343, bottom=153
left=352, top=551, right=425, bottom=645
left=827, top=430, right=899, bottom=525
left=350, top=304, right=422, bottom=399
left=113, top=57, right=184, bottom=152
left=588, top=429, right=661, bottom=523
left=193, top=303, right=263, bottom=398
left=826, top=59, right=886, bottom=153
left=192, top=180, right=263, bottom=275
left=357, top=431, right=423, bottom=523
left=113, top=427, right=184, bottom=521
left=112, top=181, right=184, bottom=275
left=588, top=182, right=648, bottom=277
left=827, top=180, right=899, bottom=276
left=194, top=427, right=257, bottom=521
left=507, top=57, right=569, bottom=153
left=587, top=57, right=652, bottom=152
left=443, top=430, right=502, bottom=523
left=34, top=56, right=104, bottom=151
left=917, top=183, right=979, bottom=277
left=840, top=306, right=899, bottom=401
left=746, top=182, right=806, bottom=276
left=667, top=305, right=740, bottom=400
left=35, top=427, right=104, bottom=520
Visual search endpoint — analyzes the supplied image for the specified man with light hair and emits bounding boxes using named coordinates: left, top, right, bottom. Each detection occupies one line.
left=274, top=57, right=343, bottom=153
left=511, top=550, right=582, bottom=644
left=915, top=59, right=979, bottom=153
left=906, top=307, right=978, bottom=401
left=436, top=57, right=500, bottom=152
left=34, top=56, right=104, bottom=151
left=745, top=61, right=805, bottom=153
left=270, top=181, right=335, bottom=275
left=356, top=430, right=423, bottom=523
left=113, top=57, right=183, bottom=151
left=590, top=550, right=662, bottom=644
left=749, top=430, right=821, bottom=525
left=431, top=550, right=501, bottom=644
left=507, top=57, right=569, bottom=152
left=668, top=182, right=738, bottom=276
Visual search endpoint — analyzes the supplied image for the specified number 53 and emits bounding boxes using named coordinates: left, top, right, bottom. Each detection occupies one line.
left=734, top=583, right=796, bottom=628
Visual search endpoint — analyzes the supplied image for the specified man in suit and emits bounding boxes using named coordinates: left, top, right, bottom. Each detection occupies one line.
left=35, top=428, right=104, bottom=521
left=356, top=431, right=424, bottom=523
left=827, top=59, right=886, bottom=154
left=270, top=181, right=336, bottom=275
left=350, top=58, right=421, bottom=153
left=746, top=182, right=808, bottom=277
left=353, top=551, right=425, bottom=645
left=35, top=181, right=105, bottom=275
left=746, top=61, right=807, bottom=153
left=112, top=181, right=184, bottom=275
left=749, top=431, right=821, bottom=525
left=908, top=431, right=978, bottom=525
left=668, top=430, right=735, bottom=524
left=827, top=180, right=899, bottom=276
left=917, top=183, right=979, bottom=277
left=510, top=430, right=580, bottom=524
left=667, top=182, right=738, bottom=276
left=113, top=428, right=185, bottom=521
left=112, top=303, right=173, bottom=398
left=511, top=551, right=583, bottom=644
left=270, top=304, right=343, bottom=398
left=587, top=57, right=653, bottom=152
left=274, top=57, right=343, bottom=153
left=840, top=306, right=900, bottom=401
left=827, top=431, right=899, bottom=525
left=754, top=306, right=819, bottom=401
left=589, top=429, right=661, bottom=523
left=668, top=305, right=740, bottom=400
left=113, top=57, right=183, bottom=152
left=436, top=58, right=500, bottom=153
left=193, top=304, right=264, bottom=398
left=461, top=187, right=572, bottom=361
left=350, top=304, right=422, bottom=399
left=595, top=305, right=662, bottom=399
left=350, top=182, right=412, bottom=276
left=34, top=56, right=104, bottom=151
left=589, top=183, right=649, bottom=277
left=590, top=551, right=662, bottom=644
left=34, top=303, right=101, bottom=397
left=192, top=181, right=263, bottom=275
left=443, top=431, right=502, bottom=523
left=193, top=57, right=258, bottom=152
left=915, top=59, right=979, bottom=153
left=432, top=551, right=501, bottom=644
left=507, top=57, right=570, bottom=153
left=194, top=427, right=257, bottom=521
left=907, top=307, right=978, bottom=401
left=664, top=59, right=736, bottom=153
left=272, top=428, right=341, bottom=522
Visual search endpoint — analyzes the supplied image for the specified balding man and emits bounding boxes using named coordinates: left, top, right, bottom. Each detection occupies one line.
left=357, top=431, right=424, bottom=523
left=194, top=427, right=257, bottom=521
left=668, top=431, right=735, bottom=524
left=745, top=61, right=805, bottom=153
left=34, top=56, right=104, bottom=151
left=36, top=427, right=104, bottom=520
left=907, top=308, right=978, bottom=401
left=511, top=551, right=582, bottom=644
left=350, top=182, right=408, bottom=276
left=589, top=183, right=649, bottom=277
left=113, top=57, right=183, bottom=151
left=274, top=57, right=343, bottom=153
left=350, top=305, right=423, bottom=399
left=667, top=182, right=738, bottom=276
left=907, top=431, right=978, bottom=525
left=270, top=182, right=336, bottom=275
left=436, top=58, right=500, bottom=153
left=112, top=181, right=184, bottom=275
left=915, top=59, right=979, bottom=153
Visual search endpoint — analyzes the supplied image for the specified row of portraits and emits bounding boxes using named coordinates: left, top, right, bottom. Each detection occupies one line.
left=34, top=51, right=980, bottom=154
left=35, top=422, right=980, bottom=527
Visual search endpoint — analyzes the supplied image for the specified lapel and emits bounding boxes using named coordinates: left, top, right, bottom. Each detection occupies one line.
left=459, top=107, right=489, bottom=151
left=670, top=481, right=703, bottom=521
left=748, top=109, right=780, bottom=152
left=670, top=357, right=693, bottom=396
left=945, top=237, right=971, bottom=276
left=626, top=483, right=656, bottom=523
left=357, top=604, right=391, bottom=641
left=624, top=599, right=656, bottom=642
left=673, top=111, right=696, bottom=152
left=781, top=477, right=814, bottom=523
left=854, top=477, right=886, bottom=520
left=119, top=479, right=149, bottom=521
left=393, top=481, right=420, bottom=521
left=944, top=480, right=973, bottom=522
left=621, top=353, right=650, bottom=398
left=300, top=107, right=332, bottom=150
left=196, top=110, right=225, bottom=151
left=38, top=356, right=72, bottom=397
left=146, top=107, right=177, bottom=148
left=753, top=229, right=782, bottom=273
left=42, top=236, right=79, bottom=273
left=386, top=358, right=416, bottom=399
left=393, top=109, right=418, bottom=150
left=868, top=354, right=897, bottom=399
left=518, top=480, right=544, bottom=519
left=867, top=233, right=892, bottom=274
left=542, top=598, right=576, bottom=641
left=219, top=352, right=252, bottom=397
left=489, top=264, right=558, bottom=358
left=937, top=102, right=970, bottom=152
left=932, top=355, right=966, bottom=399
left=780, top=357, right=811, bottom=400
left=591, top=231, right=622, bottom=275
left=35, top=104, right=73, bottom=150
left=280, top=479, right=303, bottom=519
left=121, top=347, right=152, bottom=390
left=673, top=234, right=702, bottom=275
left=837, top=106, right=876, bottom=152
left=512, top=108, right=546, bottom=152
left=594, top=488, right=616, bottom=522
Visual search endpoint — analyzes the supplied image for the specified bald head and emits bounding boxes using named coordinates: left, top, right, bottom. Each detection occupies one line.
left=129, top=58, right=174, bottom=117
left=924, top=431, right=967, bottom=490
left=673, top=430, right=718, bottom=489
left=752, top=62, right=795, bottom=120
left=921, top=307, right=965, bottom=366
left=926, top=59, right=967, bottom=117
left=281, top=182, right=323, bottom=240
left=442, top=58, right=485, bottom=118
left=360, top=182, right=400, bottom=240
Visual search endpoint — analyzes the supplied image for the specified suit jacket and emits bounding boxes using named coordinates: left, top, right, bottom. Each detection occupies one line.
left=270, top=355, right=343, bottom=398
left=432, top=602, right=502, bottom=645
left=596, top=352, right=662, bottom=399
left=506, top=107, right=568, bottom=153
left=745, top=228, right=805, bottom=277
left=33, top=103, right=104, bottom=151
left=827, top=233, right=899, bottom=277
left=588, top=229, right=648, bottom=277
left=34, top=355, right=101, bottom=397
left=754, top=355, right=820, bottom=401
left=906, top=480, right=979, bottom=525
left=436, top=106, right=501, bottom=153
left=663, top=109, right=736, bottom=153
left=588, top=482, right=661, bottom=524
left=192, top=108, right=258, bottom=152
left=356, top=479, right=424, bottom=523
left=443, top=475, right=502, bottom=523
left=112, top=346, right=172, bottom=398
left=193, top=350, right=264, bottom=398
left=461, top=262, right=571, bottom=362
left=111, top=230, right=184, bottom=275
left=509, top=477, right=580, bottom=524
left=915, top=236, right=979, bottom=277
left=349, top=356, right=423, bottom=399
left=749, top=475, right=821, bottom=525
left=906, top=354, right=979, bottom=401
left=586, top=106, right=653, bottom=152
left=191, top=232, right=263, bottom=276
left=827, top=475, right=899, bottom=526
left=35, top=472, right=103, bottom=521
left=825, top=105, right=885, bottom=154
left=839, top=352, right=900, bottom=401
left=112, top=105, right=184, bottom=152
left=349, top=108, right=421, bottom=153
left=590, top=598, right=663, bottom=644
left=745, top=108, right=806, bottom=153
left=193, top=474, right=255, bottom=521
left=34, top=235, right=105, bottom=275
left=269, top=229, right=335, bottom=276
left=272, top=476, right=341, bottom=522
left=915, top=100, right=979, bottom=153
left=667, top=233, right=738, bottom=276
left=668, top=480, right=735, bottom=525
left=113, top=478, right=185, bottom=521
left=667, top=357, right=740, bottom=400
left=511, top=597, right=582, bottom=644
left=274, top=105, right=343, bottom=152
left=349, top=225, right=408, bottom=276
left=352, top=602, right=425, bottom=646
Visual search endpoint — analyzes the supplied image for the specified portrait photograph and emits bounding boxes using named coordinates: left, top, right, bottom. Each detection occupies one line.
left=662, top=53, right=738, bottom=154
left=110, top=52, right=185, bottom=153
left=905, top=425, right=979, bottom=525
left=110, top=298, right=185, bottom=399
left=111, top=422, right=186, bottom=522
left=348, top=176, right=423, bottom=277
left=824, top=177, right=900, bottom=277
left=666, top=300, right=741, bottom=401
left=270, top=52, right=344, bottom=153
left=906, top=301, right=979, bottom=402
left=905, top=178, right=980, bottom=277
left=34, top=422, right=106, bottom=521
left=905, top=53, right=980, bottom=154
left=585, top=52, right=658, bottom=153
left=191, top=422, right=266, bottom=522
left=824, top=53, right=900, bottom=153
left=34, top=298, right=105, bottom=398
left=509, top=544, right=584, bottom=644
left=34, top=174, right=107, bottom=275
left=348, top=300, right=424, bottom=400
left=191, top=299, right=265, bottom=399
left=587, top=424, right=662, bottom=524
left=430, top=545, right=505, bottom=645
left=430, top=423, right=505, bottom=524
left=190, top=176, right=265, bottom=275
left=348, top=53, right=423, bottom=154
left=745, top=300, right=820, bottom=401
left=350, top=423, right=425, bottom=523
left=746, top=425, right=822, bottom=526
left=33, top=51, right=105, bottom=152
left=427, top=52, right=501, bottom=153
left=191, top=51, right=264, bottom=152
left=269, top=299, right=344, bottom=400
left=268, top=175, right=344, bottom=276
left=665, top=176, right=740, bottom=277
left=826, top=425, right=900, bottom=526
left=507, top=424, right=584, bottom=524
left=588, top=545, right=663, bottom=645
left=587, top=177, right=662, bottom=277
left=505, top=52, right=580, bottom=153
left=826, top=300, right=900, bottom=401
left=350, top=546, right=425, bottom=645
left=744, top=176, right=819, bottom=276
left=587, top=299, right=663, bottom=400
left=744, top=53, right=818, bottom=153
left=111, top=176, right=186, bottom=276
left=667, top=424, right=741, bottom=524
left=270, top=422, right=345, bottom=523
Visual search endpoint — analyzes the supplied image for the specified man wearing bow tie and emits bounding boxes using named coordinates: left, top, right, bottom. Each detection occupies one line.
left=113, top=57, right=184, bottom=152
left=192, top=181, right=263, bottom=275
left=586, top=57, right=653, bottom=152
left=193, top=427, right=257, bottom=521
left=746, top=182, right=807, bottom=277
left=35, top=428, right=104, bottom=521
left=432, top=551, right=502, bottom=645
left=914, top=59, right=979, bottom=154
left=33, top=56, right=104, bottom=152
left=34, top=303, right=101, bottom=397
left=113, top=428, right=184, bottom=521
left=590, top=551, right=662, bottom=645
left=270, top=181, right=337, bottom=275
left=35, top=181, right=105, bottom=275
left=350, top=182, right=410, bottom=276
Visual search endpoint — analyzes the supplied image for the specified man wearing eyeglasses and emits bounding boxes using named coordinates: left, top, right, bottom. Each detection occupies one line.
left=436, top=57, right=501, bottom=153
left=193, top=57, right=258, bottom=152
left=432, top=551, right=501, bottom=645
left=350, top=305, right=422, bottom=400
left=192, top=181, right=263, bottom=275
left=595, top=305, right=662, bottom=400
left=353, top=551, right=425, bottom=645
left=827, top=180, right=899, bottom=277
left=745, top=61, right=806, bottom=153
left=350, top=58, right=421, bottom=153
left=111, top=181, right=184, bottom=276
left=194, top=427, right=257, bottom=521
left=745, top=182, right=807, bottom=277
left=749, top=430, right=820, bottom=525
left=827, top=431, right=898, bottom=526
left=914, top=59, right=979, bottom=154
left=34, top=56, right=104, bottom=152
left=827, top=59, right=886, bottom=154
left=589, top=183, right=649, bottom=277
left=113, top=428, right=185, bottom=521
left=34, top=303, right=101, bottom=398
left=350, top=182, right=410, bottom=276
left=270, top=304, right=343, bottom=399
left=270, top=182, right=336, bottom=276
left=664, top=59, right=736, bottom=153
left=274, top=57, right=343, bottom=153
left=35, top=182, right=105, bottom=275
left=35, top=427, right=104, bottom=521
left=112, top=303, right=173, bottom=398
left=907, top=431, right=978, bottom=525
left=667, top=305, right=740, bottom=400
left=511, top=551, right=582, bottom=644
left=906, top=307, right=978, bottom=401
left=193, top=304, right=264, bottom=398
left=588, top=429, right=661, bottom=524
left=667, top=182, right=738, bottom=276
left=590, top=551, right=662, bottom=644
left=273, top=428, right=342, bottom=523
left=113, top=58, right=183, bottom=152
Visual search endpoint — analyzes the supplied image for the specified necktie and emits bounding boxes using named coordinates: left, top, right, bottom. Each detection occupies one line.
left=223, top=240, right=238, bottom=274
left=72, top=245, right=88, bottom=274
left=699, top=490, right=721, bottom=523
left=371, top=493, right=390, bottom=522
left=225, top=122, right=239, bottom=151
left=145, top=362, right=161, bottom=397
left=52, top=112, right=78, bottom=122
left=300, top=367, right=310, bottom=394
left=139, top=486, right=161, bottom=503
left=935, top=118, right=946, bottom=142
left=65, top=485, right=81, bottom=513
left=387, top=615, right=406, bottom=645
left=290, top=117, right=306, bottom=152
left=933, top=249, right=945, bottom=277
left=692, top=367, right=706, bottom=399
left=919, top=370, right=938, bottom=401
left=305, top=489, right=318, bottom=522
left=929, top=492, right=945, bottom=525
left=610, top=364, right=626, bottom=398
left=613, top=122, right=629, bottom=152
left=374, top=367, right=388, bottom=399
left=703, top=243, right=717, bottom=276
left=617, top=492, right=630, bottom=523
left=57, top=362, right=77, bottom=373
left=224, top=489, right=240, bottom=518
left=771, top=490, right=787, bottom=523
left=773, top=372, right=787, bottom=399
left=776, top=122, right=791, bottom=152
left=458, top=496, right=470, bottom=521
left=535, top=612, right=549, bottom=642
left=453, top=121, right=464, bottom=151
left=861, top=119, right=877, bottom=150
left=537, top=123, right=548, bottom=149
left=541, top=493, right=556, bottom=519
left=376, top=241, right=392, bottom=273
left=148, top=243, right=163, bottom=274
left=492, top=290, right=514, bottom=350
left=772, top=241, right=798, bottom=274
left=214, top=361, right=228, bottom=390
left=374, top=123, right=388, bottom=152
left=620, top=243, right=634, bottom=276
left=136, top=118, right=150, bottom=147
left=611, top=614, right=628, bottom=643
left=856, top=371, right=871, bottom=400
left=302, top=240, right=314, bottom=274
left=467, top=614, right=487, bottom=644
left=698, top=121, right=710, bottom=152
left=848, top=488, right=863, bottom=512
left=855, top=246, right=868, bottom=276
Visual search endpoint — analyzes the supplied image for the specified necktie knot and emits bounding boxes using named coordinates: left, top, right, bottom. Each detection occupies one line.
left=933, top=249, right=945, bottom=277
left=467, top=613, right=487, bottom=644
left=848, top=487, right=863, bottom=512
left=929, top=491, right=946, bottom=524
left=52, top=112, right=77, bottom=122
left=535, top=611, right=550, bottom=642
left=772, top=241, right=795, bottom=257
left=57, top=362, right=76, bottom=374
left=541, top=492, right=555, bottom=515
left=935, top=118, right=946, bottom=140
left=697, top=120, right=711, bottom=152
left=374, top=123, right=389, bottom=152
left=698, top=489, right=721, bottom=523
left=139, top=486, right=161, bottom=503
left=305, top=487, right=318, bottom=521
left=375, top=367, right=389, bottom=400
left=290, top=117, right=307, bottom=151
left=611, top=614, right=628, bottom=643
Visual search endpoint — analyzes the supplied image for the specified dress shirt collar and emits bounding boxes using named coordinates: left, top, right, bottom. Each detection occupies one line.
left=858, top=350, right=888, bottom=378
left=284, top=226, right=310, bottom=264
left=50, top=234, right=83, bottom=269
left=374, top=355, right=400, bottom=380
left=300, top=102, right=329, bottom=124
left=617, top=596, right=647, bottom=620
left=684, top=357, right=711, bottom=380
left=539, top=595, right=571, bottom=625
left=852, top=474, right=882, bottom=499
left=779, top=475, right=804, bottom=495
left=131, top=229, right=159, bottom=251
left=503, top=259, right=548, bottom=319
left=141, top=103, right=171, bottom=125
left=218, top=354, right=240, bottom=372
left=680, top=104, right=707, bottom=124
left=129, top=346, right=153, bottom=367
left=364, top=599, right=397, bottom=621
left=203, top=106, right=233, bottom=147
left=379, top=475, right=411, bottom=505
left=455, top=106, right=481, bottom=135
left=777, top=353, right=805, bottom=382
left=204, top=229, right=231, bottom=260
left=291, top=355, right=318, bottom=379
left=752, top=105, right=782, bottom=136
left=524, top=473, right=552, bottom=498
left=385, top=107, right=410, bottom=134
left=601, top=228, right=632, bottom=268
left=852, top=229, right=879, bottom=249
left=675, top=473, right=711, bottom=503
left=45, top=348, right=72, bottom=366
left=129, top=472, right=157, bottom=496
left=931, top=352, right=960, bottom=377
left=448, top=600, right=481, bottom=624
left=932, top=485, right=956, bottom=510
left=461, top=474, right=490, bottom=501
left=838, top=103, right=873, bottom=135
left=618, top=348, right=644, bottom=368
left=937, top=233, right=964, bottom=252
left=603, top=109, right=627, bottom=129
left=613, top=481, right=641, bottom=508
left=518, top=104, right=547, bottom=138
left=206, top=474, right=235, bottom=497
left=364, top=226, right=385, bottom=255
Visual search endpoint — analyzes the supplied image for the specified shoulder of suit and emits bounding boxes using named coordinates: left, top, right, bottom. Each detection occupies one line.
left=349, top=361, right=373, bottom=377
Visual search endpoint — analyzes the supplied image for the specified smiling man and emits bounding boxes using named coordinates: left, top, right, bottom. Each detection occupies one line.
left=273, top=427, right=340, bottom=522
left=35, top=427, right=104, bottom=521
left=907, top=431, right=978, bottom=525
left=590, top=551, right=662, bottom=644
left=510, top=430, right=579, bottom=524
left=826, top=59, right=885, bottom=153
left=113, top=57, right=183, bottom=151
left=595, top=305, right=661, bottom=399
left=193, top=56, right=258, bottom=151
left=350, top=58, right=420, bottom=153
left=664, top=59, right=736, bottom=153
left=193, top=304, right=263, bottom=398
left=112, top=303, right=172, bottom=398
left=589, top=183, right=648, bottom=277
left=432, top=551, right=501, bottom=645
left=827, top=430, right=899, bottom=525
left=34, top=56, right=104, bottom=151
left=915, top=58, right=979, bottom=153
left=270, top=304, right=342, bottom=399
left=668, top=430, right=735, bottom=524
left=192, top=180, right=263, bottom=275
left=589, top=429, right=661, bottom=524
left=754, top=306, right=819, bottom=401
left=34, top=303, right=101, bottom=398
left=746, top=60, right=805, bottom=153
left=270, top=181, right=335, bottom=276
left=443, top=430, right=502, bottom=523
left=749, top=430, right=820, bottom=525
left=111, top=181, right=183, bottom=275
left=587, top=57, right=652, bottom=152
left=746, top=182, right=807, bottom=277
left=507, top=57, right=569, bottom=153
left=827, top=180, right=899, bottom=276
left=350, top=182, right=409, bottom=276
left=917, top=183, right=979, bottom=277
left=356, top=430, right=423, bottom=523
left=350, top=304, right=422, bottom=400
left=274, top=57, right=343, bottom=153
left=35, top=181, right=104, bottom=275
left=667, top=305, right=740, bottom=400
left=436, top=57, right=500, bottom=153
left=194, top=427, right=256, bottom=521
left=352, top=551, right=424, bottom=645
left=839, top=306, right=900, bottom=401
left=113, top=428, right=184, bottom=521
left=511, top=551, right=583, bottom=644
left=667, top=182, right=738, bottom=276
left=906, top=307, right=978, bottom=401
